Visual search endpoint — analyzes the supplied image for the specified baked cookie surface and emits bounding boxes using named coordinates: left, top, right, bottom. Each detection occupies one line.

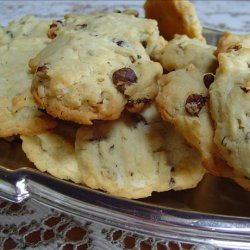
left=21, top=122, right=82, bottom=184
left=30, top=13, right=165, bottom=124
left=210, top=45, right=250, bottom=178
left=0, top=16, right=56, bottom=137
left=75, top=105, right=205, bottom=199
left=0, top=15, right=51, bottom=45
left=156, top=65, right=213, bottom=164
left=160, top=35, right=218, bottom=73
left=215, top=31, right=250, bottom=55
left=144, top=0, right=205, bottom=42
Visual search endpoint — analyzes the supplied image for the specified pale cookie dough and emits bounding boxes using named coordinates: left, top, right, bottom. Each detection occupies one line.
left=160, top=35, right=218, bottom=73
left=75, top=105, right=205, bottom=199
left=0, top=17, right=57, bottom=137
left=215, top=31, right=250, bottom=55
left=156, top=65, right=214, bottom=169
left=0, top=15, right=51, bottom=45
left=21, top=122, right=82, bottom=184
left=30, top=13, right=164, bottom=125
left=48, top=13, right=166, bottom=61
left=210, top=46, right=250, bottom=179
left=144, top=0, right=205, bottom=42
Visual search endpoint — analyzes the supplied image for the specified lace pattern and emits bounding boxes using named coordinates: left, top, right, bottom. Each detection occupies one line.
left=0, top=198, right=213, bottom=250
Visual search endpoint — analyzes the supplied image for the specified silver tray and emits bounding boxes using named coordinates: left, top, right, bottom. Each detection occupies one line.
left=1, top=2, right=250, bottom=249
left=1, top=134, right=250, bottom=249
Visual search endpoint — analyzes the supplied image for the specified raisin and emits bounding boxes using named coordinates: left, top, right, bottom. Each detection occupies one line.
left=185, top=94, right=207, bottom=116
left=116, top=40, right=124, bottom=47
left=240, top=86, right=250, bottom=93
left=141, top=41, right=147, bottom=48
left=112, top=68, right=137, bottom=93
left=203, top=73, right=215, bottom=88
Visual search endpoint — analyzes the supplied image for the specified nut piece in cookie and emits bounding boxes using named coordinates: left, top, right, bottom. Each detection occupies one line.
left=144, top=0, right=205, bottom=42
left=0, top=16, right=57, bottom=138
left=75, top=105, right=205, bottom=199
left=30, top=13, right=164, bottom=124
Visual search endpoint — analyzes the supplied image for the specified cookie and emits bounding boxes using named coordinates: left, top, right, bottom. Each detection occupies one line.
left=156, top=65, right=214, bottom=167
left=75, top=105, right=205, bottom=199
left=29, top=12, right=164, bottom=125
left=210, top=44, right=250, bottom=179
left=160, top=35, right=218, bottom=73
left=215, top=31, right=250, bottom=55
left=0, top=17, right=57, bottom=137
left=144, top=0, right=205, bottom=42
left=48, top=13, right=167, bottom=61
left=21, top=122, right=82, bottom=184
left=156, top=64, right=250, bottom=189
left=0, top=15, right=51, bottom=45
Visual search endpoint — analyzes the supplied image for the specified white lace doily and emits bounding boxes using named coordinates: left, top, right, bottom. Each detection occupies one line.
left=0, top=198, right=209, bottom=250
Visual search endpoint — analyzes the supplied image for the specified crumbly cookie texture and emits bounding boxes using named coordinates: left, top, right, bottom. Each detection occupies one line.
left=156, top=65, right=212, bottom=163
left=21, top=122, right=82, bottom=184
left=215, top=31, right=250, bottom=55
left=0, top=15, right=52, bottom=45
left=156, top=64, right=238, bottom=177
left=144, top=0, right=205, bottom=42
left=30, top=13, right=165, bottom=124
left=0, top=16, right=57, bottom=137
left=210, top=45, right=250, bottom=179
left=75, top=105, right=205, bottom=199
left=160, top=35, right=218, bottom=73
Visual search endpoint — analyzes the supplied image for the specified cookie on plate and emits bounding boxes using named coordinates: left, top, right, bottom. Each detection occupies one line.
left=215, top=31, right=250, bottom=55
left=0, top=15, right=52, bottom=45
left=160, top=35, right=218, bottom=73
left=210, top=42, right=250, bottom=179
left=21, top=122, right=82, bottom=184
left=144, top=0, right=205, bottom=42
left=156, top=65, right=220, bottom=172
left=75, top=105, right=205, bottom=199
left=29, top=12, right=164, bottom=125
left=0, top=16, right=57, bottom=137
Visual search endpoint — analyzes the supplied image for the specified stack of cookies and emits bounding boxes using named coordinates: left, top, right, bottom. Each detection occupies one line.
left=0, top=0, right=249, bottom=199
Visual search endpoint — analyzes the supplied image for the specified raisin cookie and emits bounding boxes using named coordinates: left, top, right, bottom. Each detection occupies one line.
left=156, top=65, right=219, bottom=172
left=144, top=0, right=205, bottom=42
left=30, top=12, right=164, bottom=125
left=0, top=17, right=56, bottom=137
left=215, top=31, right=250, bottom=55
left=75, top=105, right=205, bottom=199
left=210, top=42, right=250, bottom=179
left=21, top=122, right=82, bottom=184
left=0, top=15, right=52, bottom=45
left=160, top=35, right=218, bottom=73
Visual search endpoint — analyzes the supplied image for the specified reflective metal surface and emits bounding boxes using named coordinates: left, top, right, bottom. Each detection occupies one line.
left=1, top=136, right=250, bottom=249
